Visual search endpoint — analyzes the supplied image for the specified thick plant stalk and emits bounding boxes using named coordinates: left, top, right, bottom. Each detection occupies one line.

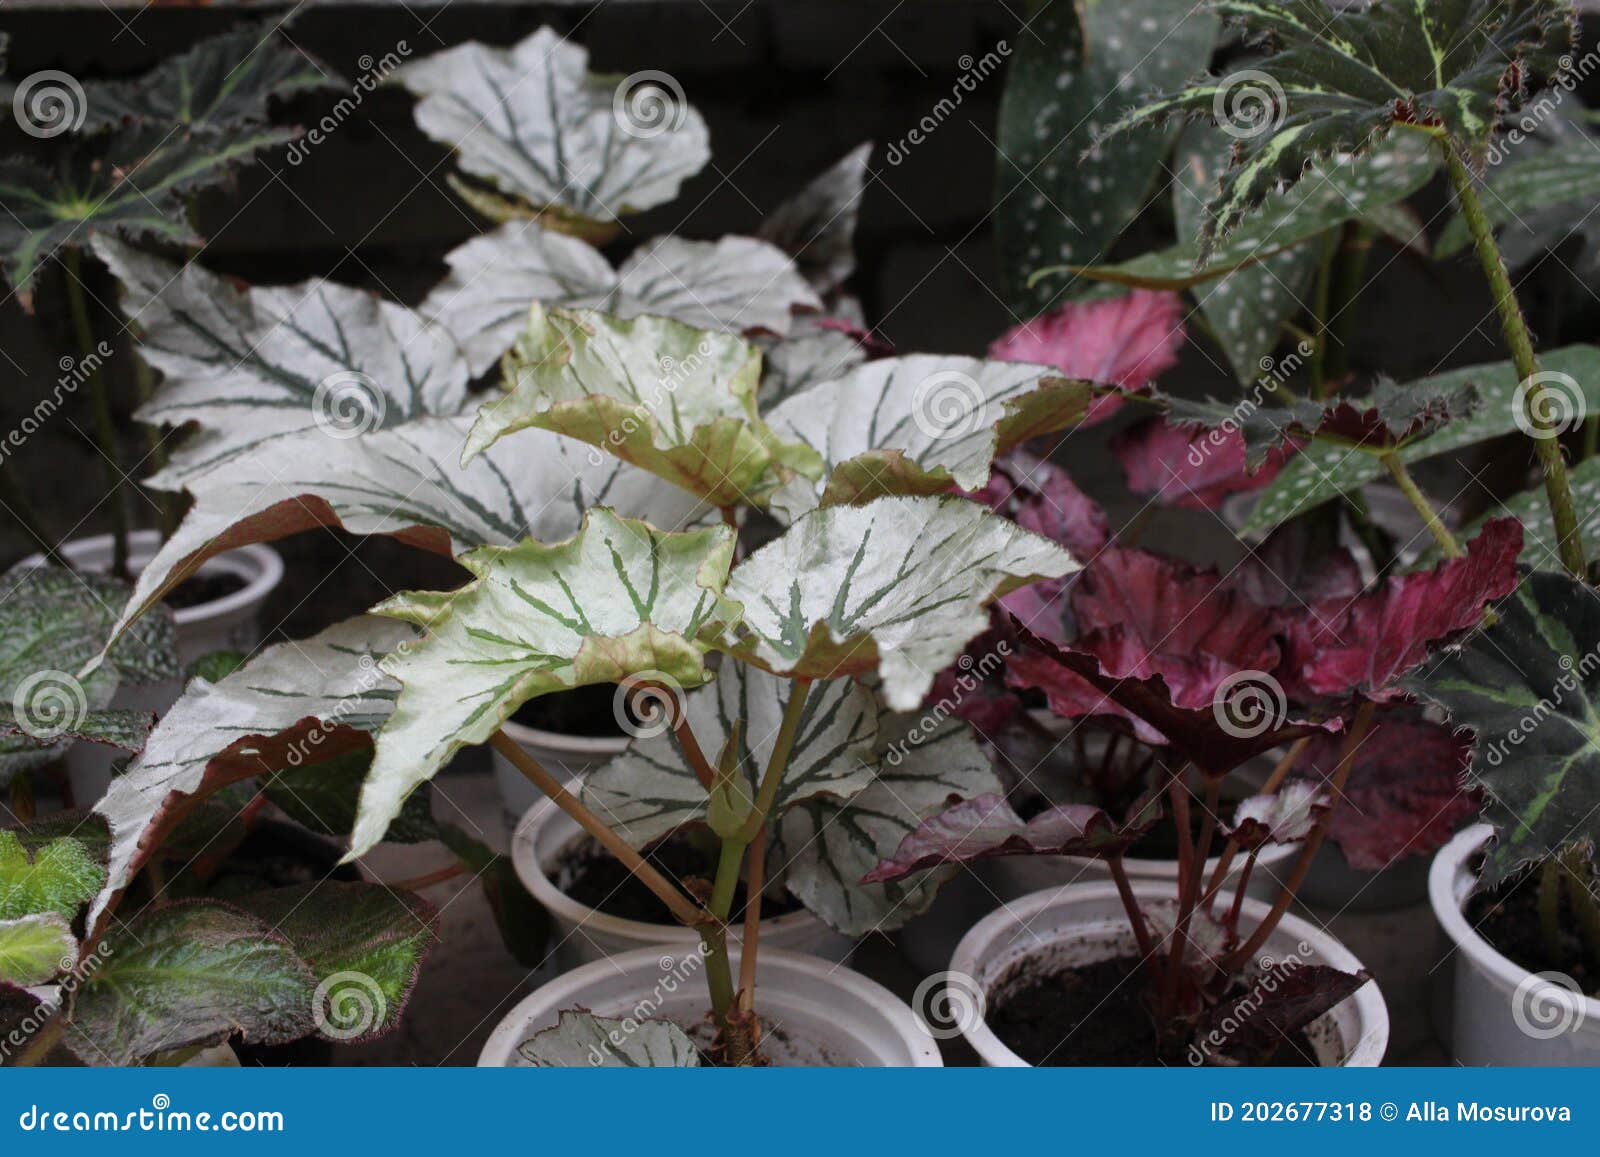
left=63, top=250, right=131, bottom=579
left=1445, top=145, right=1586, bottom=579
left=1107, top=855, right=1156, bottom=961
left=1382, top=452, right=1462, bottom=558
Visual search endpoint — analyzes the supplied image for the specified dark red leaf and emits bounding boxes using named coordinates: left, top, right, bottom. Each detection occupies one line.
left=1194, top=964, right=1371, bottom=1065
left=1113, top=417, right=1297, bottom=510
left=1227, top=522, right=1364, bottom=609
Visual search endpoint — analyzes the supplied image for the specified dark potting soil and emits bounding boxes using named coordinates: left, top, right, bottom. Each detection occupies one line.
left=163, top=570, right=249, bottom=610
left=513, top=683, right=628, bottom=738
left=987, top=954, right=1319, bottom=1066
left=1465, top=872, right=1600, bottom=997
left=557, top=832, right=800, bottom=925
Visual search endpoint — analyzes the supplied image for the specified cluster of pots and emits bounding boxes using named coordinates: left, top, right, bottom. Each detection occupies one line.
left=44, top=536, right=1600, bottom=1068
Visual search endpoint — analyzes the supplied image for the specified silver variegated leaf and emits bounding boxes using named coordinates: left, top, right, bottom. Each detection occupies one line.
left=349, top=512, right=740, bottom=858
left=468, top=305, right=822, bottom=508
left=89, top=617, right=413, bottom=934
left=757, top=313, right=872, bottom=408
left=722, top=496, right=1079, bottom=710
left=518, top=1010, right=700, bottom=1067
left=394, top=27, right=710, bottom=226
left=756, top=143, right=872, bottom=296
left=94, top=237, right=470, bottom=483
left=763, top=356, right=1090, bottom=520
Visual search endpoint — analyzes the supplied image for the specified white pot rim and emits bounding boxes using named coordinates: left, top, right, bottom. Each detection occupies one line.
left=478, top=944, right=942, bottom=1067
left=950, top=879, right=1389, bottom=1067
left=513, top=784, right=821, bottom=947
left=500, top=715, right=632, bottom=757
left=1430, top=823, right=1600, bottom=1017
left=22, top=529, right=283, bottom=628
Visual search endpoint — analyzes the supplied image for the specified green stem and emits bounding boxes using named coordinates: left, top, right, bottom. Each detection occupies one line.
left=1381, top=452, right=1461, bottom=558
left=1309, top=230, right=1338, bottom=397
left=708, top=832, right=748, bottom=923
left=1445, top=145, right=1586, bottom=579
left=1323, top=222, right=1373, bottom=385
left=738, top=679, right=813, bottom=843
left=699, top=925, right=738, bottom=1034
left=63, top=250, right=130, bottom=579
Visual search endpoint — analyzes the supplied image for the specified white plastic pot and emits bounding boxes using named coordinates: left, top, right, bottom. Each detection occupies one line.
left=950, top=880, right=1389, bottom=1067
left=480, top=945, right=941, bottom=1067
left=493, top=718, right=628, bottom=829
left=26, top=530, right=283, bottom=807
left=1430, top=824, right=1600, bottom=1066
left=513, top=785, right=854, bottom=971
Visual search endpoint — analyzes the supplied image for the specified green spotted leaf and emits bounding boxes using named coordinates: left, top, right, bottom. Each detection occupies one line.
left=350, top=511, right=740, bottom=858
left=469, top=305, right=822, bottom=508
left=995, top=0, right=1219, bottom=314
left=1405, top=571, right=1600, bottom=886
left=720, top=496, right=1078, bottom=711
left=68, top=902, right=317, bottom=1066
left=764, top=356, right=1091, bottom=520
left=0, top=830, right=105, bottom=921
left=1437, top=125, right=1600, bottom=262
left=1098, top=0, right=1574, bottom=255
left=395, top=27, right=710, bottom=229
left=1443, top=455, right=1600, bottom=574
left=519, top=1010, right=700, bottom=1067
left=1240, top=345, right=1600, bottom=535
left=235, top=883, right=435, bottom=1043
left=83, top=26, right=336, bottom=132
left=0, top=913, right=75, bottom=986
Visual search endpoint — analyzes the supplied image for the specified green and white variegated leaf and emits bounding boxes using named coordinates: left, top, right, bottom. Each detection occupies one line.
left=721, top=496, right=1079, bottom=710
left=0, top=568, right=177, bottom=783
left=82, top=27, right=337, bottom=132
left=421, top=226, right=819, bottom=378
left=68, top=902, right=317, bottom=1066
left=394, top=27, right=710, bottom=227
left=94, top=237, right=470, bottom=484
left=757, top=313, right=872, bottom=408
left=469, top=305, right=822, bottom=508
left=1100, top=0, right=1574, bottom=255
left=763, top=356, right=1091, bottom=520
left=1173, top=123, right=1320, bottom=382
left=109, top=417, right=709, bottom=643
left=995, top=0, right=1219, bottom=314
left=235, top=883, right=435, bottom=1043
left=779, top=713, right=998, bottom=935
left=1239, top=344, right=1600, bottom=536
left=756, top=143, right=872, bottom=296
left=0, top=125, right=294, bottom=307
left=0, top=829, right=106, bottom=921
left=518, top=1010, right=700, bottom=1067
left=350, top=512, right=739, bottom=858
left=1437, top=130, right=1600, bottom=263
left=0, top=913, right=75, bottom=986
left=1405, top=571, right=1600, bottom=886
left=583, top=665, right=880, bottom=848
left=89, top=617, right=414, bottom=934
left=1055, top=135, right=1438, bottom=289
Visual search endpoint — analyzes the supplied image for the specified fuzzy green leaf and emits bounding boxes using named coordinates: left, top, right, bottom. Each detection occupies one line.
left=0, top=830, right=104, bottom=921
left=0, top=914, right=75, bottom=986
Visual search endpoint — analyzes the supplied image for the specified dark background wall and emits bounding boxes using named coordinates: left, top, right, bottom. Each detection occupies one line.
left=0, top=0, right=1590, bottom=640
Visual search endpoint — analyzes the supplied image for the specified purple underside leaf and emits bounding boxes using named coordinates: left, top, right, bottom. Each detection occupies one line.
left=861, top=791, right=1160, bottom=884
left=1196, top=964, right=1371, bottom=1066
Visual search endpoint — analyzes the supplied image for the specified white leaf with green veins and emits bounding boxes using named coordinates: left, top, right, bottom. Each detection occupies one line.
left=468, top=305, right=822, bottom=507
left=89, top=617, right=414, bottom=933
left=757, top=313, right=871, bottom=408
left=109, top=417, right=709, bottom=643
left=778, top=713, right=998, bottom=936
left=757, top=142, right=871, bottom=296
left=95, top=237, right=470, bottom=484
left=518, top=1010, right=700, bottom=1067
left=394, top=27, right=710, bottom=227
left=583, top=664, right=880, bottom=847
left=764, top=356, right=1090, bottom=520
left=422, top=226, right=819, bottom=378
left=350, top=511, right=740, bottom=858
left=0, top=913, right=75, bottom=986
left=722, top=496, right=1079, bottom=710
